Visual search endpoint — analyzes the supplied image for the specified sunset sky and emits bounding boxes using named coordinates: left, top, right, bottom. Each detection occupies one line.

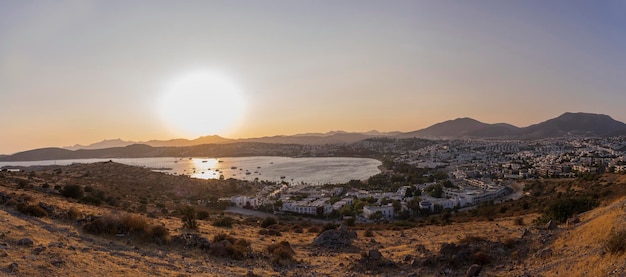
left=1, top=1, right=626, bottom=154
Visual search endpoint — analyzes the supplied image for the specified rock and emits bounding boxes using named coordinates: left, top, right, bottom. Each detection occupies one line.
left=521, top=228, right=531, bottom=238
left=7, top=262, right=18, bottom=272
left=466, top=264, right=482, bottom=277
left=535, top=247, right=553, bottom=259
left=567, top=217, right=580, bottom=227
left=544, top=220, right=557, bottom=230
left=51, top=259, right=65, bottom=267
left=172, top=233, right=212, bottom=250
left=368, top=249, right=383, bottom=261
left=311, top=224, right=357, bottom=248
left=33, top=246, right=46, bottom=255
left=17, top=238, right=34, bottom=247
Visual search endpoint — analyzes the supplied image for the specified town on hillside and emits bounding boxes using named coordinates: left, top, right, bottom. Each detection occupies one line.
left=227, top=136, right=626, bottom=221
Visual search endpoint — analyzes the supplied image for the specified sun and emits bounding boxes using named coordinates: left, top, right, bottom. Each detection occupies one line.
left=158, top=70, right=246, bottom=137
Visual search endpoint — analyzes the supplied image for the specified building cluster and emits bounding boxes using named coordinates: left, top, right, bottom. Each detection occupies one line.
left=227, top=136, right=626, bottom=220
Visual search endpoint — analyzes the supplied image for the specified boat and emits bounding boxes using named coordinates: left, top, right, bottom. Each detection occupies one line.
left=280, top=176, right=286, bottom=179
left=231, top=166, right=237, bottom=169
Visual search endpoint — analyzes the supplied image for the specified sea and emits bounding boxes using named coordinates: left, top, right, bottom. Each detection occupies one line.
left=0, top=156, right=381, bottom=185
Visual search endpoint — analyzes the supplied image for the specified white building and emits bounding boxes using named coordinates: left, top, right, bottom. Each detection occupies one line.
left=363, top=205, right=394, bottom=219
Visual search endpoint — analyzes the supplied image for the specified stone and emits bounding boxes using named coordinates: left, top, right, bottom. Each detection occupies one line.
left=33, top=246, right=46, bottom=255
left=466, top=264, right=482, bottom=277
left=17, top=238, right=34, bottom=247
left=567, top=217, right=580, bottom=227
left=368, top=249, right=383, bottom=261
left=312, top=225, right=357, bottom=248
left=536, top=247, right=553, bottom=259
left=544, top=220, right=557, bottom=230
left=7, top=262, right=18, bottom=272
left=51, top=259, right=65, bottom=267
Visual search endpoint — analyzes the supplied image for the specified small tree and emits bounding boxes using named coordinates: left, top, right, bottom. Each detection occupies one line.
left=60, top=185, right=84, bottom=199
left=180, top=206, right=198, bottom=229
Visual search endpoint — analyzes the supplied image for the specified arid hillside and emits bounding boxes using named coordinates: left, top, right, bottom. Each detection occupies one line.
left=0, top=164, right=625, bottom=276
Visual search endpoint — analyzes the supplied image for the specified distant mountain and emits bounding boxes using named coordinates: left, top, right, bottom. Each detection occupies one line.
left=398, top=118, right=520, bottom=138
left=398, top=112, right=626, bottom=139
left=519, top=112, right=626, bottom=139
left=63, top=132, right=396, bottom=150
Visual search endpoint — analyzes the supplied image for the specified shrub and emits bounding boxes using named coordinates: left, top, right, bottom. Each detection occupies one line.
left=514, top=217, right=525, bottom=226
left=5, top=199, right=18, bottom=207
left=307, top=226, right=320, bottom=233
left=260, top=217, right=278, bottom=228
left=471, top=251, right=491, bottom=265
left=197, top=210, right=210, bottom=220
left=459, top=235, right=487, bottom=244
left=180, top=206, right=198, bottom=229
left=267, top=241, right=295, bottom=265
left=321, top=223, right=338, bottom=233
left=60, top=185, right=84, bottom=199
left=542, top=197, right=598, bottom=223
left=148, top=225, right=170, bottom=244
left=503, top=238, right=518, bottom=249
left=212, top=216, right=234, bottom=228
left=83, top=217, right=122, bottom=235
left=604, top=229, right=626, bottom=255
left=80, top=196, right=102, bottom=206
left=211, top=234, right=251, bottom=260
left=18, top=204, right=48, bottom=217
left=259, top=229, right=282, bottom=236
left=67, top=207, right=82, bottom=220
left=121, top=214, right=148, bottom=233
left=213, top=233, right=236, bottom=244
left=364, top=229, right=374, bottom=237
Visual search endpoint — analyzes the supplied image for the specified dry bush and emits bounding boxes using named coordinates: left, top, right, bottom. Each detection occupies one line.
left=260, top=217, right=278, bottom=228
left=17, top=193, right=33, bottom=202
left=18, top=204, right=48, bottom=217
left=364, top=229, right=374, bottom=237
left=458, top=235, right=487, bottom=244
left=514, top=217, right=525, bottom=226
left=604, top=229, right=626, bottom=255
left=121, top=214, right=148, bottom=233
left=259, top=229, right=282, bottom=236
left=503, top=238, right=518, bottom=249
left=471, top=251, right=491, bottom=265
left=213, top=233, right=236, bottom=244
left=267, top=241, right=295, bottom=265
left=5, top=199, right=18, bottom=207
left=83, top=217, right=122, bottom=235
left=307, top=226, right=320, bottom=233
left=148, top=225, right=170, bottom=244
left=212, top=216, right=234, bottom=228
left=211, top=233, right=251, bottom=260
left=67, top=206, right=83, bottom=220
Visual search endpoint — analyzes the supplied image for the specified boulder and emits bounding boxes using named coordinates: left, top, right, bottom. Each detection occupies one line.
left=465, top=264, right=482, bottom=277
left=368, top=249, right=383, bottom=261
left=17, top=238, right=34, bottom=247
left=535, top=247, right=552, bottom=259
left=544, top=220, right=557, bottom=230
left=312, top=225, right=357, bottom=248
left=567, top=217, right=580, bottom=227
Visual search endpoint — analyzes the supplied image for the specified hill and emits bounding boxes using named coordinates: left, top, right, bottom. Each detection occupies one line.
left=64, top=132, right=396, bottom=151
left=398, top=118, right=520, bottom=139
left=400, top=112, right=626, bottom=139
left=520, top=112, right=626, bottom=139
left=0, top=164, right=624, bottom=276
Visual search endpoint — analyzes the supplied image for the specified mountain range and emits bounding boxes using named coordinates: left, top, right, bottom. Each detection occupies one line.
left=2, top=112, right=626, bottom=161
left=397, top=112, right=626, bottom=139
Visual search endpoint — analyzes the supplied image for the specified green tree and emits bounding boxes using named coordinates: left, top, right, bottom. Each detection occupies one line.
left=180, top=206, right=198, bottom=229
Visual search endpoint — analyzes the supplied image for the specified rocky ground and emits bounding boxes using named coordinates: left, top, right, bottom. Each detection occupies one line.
left=0, top=165, right=625, bottom=276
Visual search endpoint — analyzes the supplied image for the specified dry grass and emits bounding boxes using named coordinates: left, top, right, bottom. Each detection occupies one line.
left=2, top=168, right=626, bottom=276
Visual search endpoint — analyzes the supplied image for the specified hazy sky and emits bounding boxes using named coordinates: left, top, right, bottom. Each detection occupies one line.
left=2, top=1, right=626, bottom=154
